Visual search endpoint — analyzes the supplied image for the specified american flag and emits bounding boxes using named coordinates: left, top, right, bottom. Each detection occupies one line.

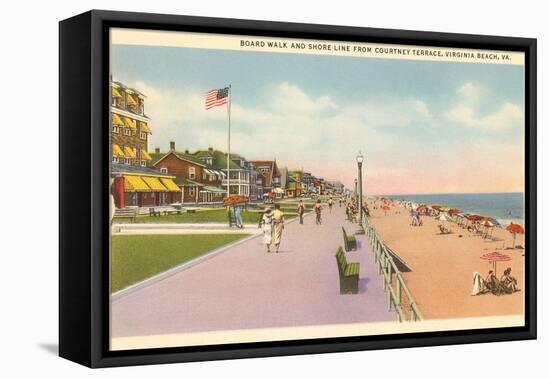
left=205, top=87, right=229, bottom=110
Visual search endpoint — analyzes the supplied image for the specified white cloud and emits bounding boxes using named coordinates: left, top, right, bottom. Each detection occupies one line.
left=268, top=82, right=337, bottom=114
left=457, top=82, right=484, bottom=103
left=343, top=98, right=432, bottom=128
left=445, top=82, right=523, bottom=131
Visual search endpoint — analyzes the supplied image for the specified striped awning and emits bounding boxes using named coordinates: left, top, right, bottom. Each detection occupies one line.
left=124, top=146, right=136, bottom=159
left=112, top=144, right=125, bottom=157
left=126, top=93, right=138, bottom=106
left=112, top=113, right=124, bottom=126
left=160, top=178, right=181, bottom=192
left=123, top=117, right=136, bottom=129
left=124, top=175, right=150, bottom=192
left=140, top=122, right=151, bottom=133
left=142, top=177, right=168, bottom=192
left=141, top=150, right=152, bottom=161
left=112, top=87, right=122, bottom=98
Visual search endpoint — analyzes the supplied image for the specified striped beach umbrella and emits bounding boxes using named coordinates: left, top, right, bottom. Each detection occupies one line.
left=480, top=251, right=511, bottom=275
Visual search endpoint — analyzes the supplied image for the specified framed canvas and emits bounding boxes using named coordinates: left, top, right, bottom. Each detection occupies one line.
left=59, top=10, right=537, bottom=368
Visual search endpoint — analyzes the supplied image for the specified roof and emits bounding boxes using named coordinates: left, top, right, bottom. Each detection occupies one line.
left=151, top=151, right=207, bottom=167
left=174, top=177, right=204, bottom=187
left=112, top=81, right=146, bottom=98
left=110, top=163, right=174, bottom=178
left=190, top=149, right=242, bottom=170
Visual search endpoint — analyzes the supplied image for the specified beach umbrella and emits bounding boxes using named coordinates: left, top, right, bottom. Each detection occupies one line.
left=481, top=219, right=496, bottom=238
left=416, top=204, right=428, bottom=212
left=480, top=251, right=511, bottom=276
left=506, top=223, right=525, bottom=248
left=382, top=204, right=390, bottom=215
left=466, top=214, right=482, bottom=221
left=439, top=206, right=451, bottom=212
left=223, top=195, right=249, bottom=207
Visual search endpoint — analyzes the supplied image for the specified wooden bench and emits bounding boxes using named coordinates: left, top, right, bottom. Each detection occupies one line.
left=162, top=208, right=182, bottom=215
left=342, top=227, right=357, bottom=252
left=113, top=208, right=138, bottom=223
left=149, top=207, right=161, bottom=217
left=335, top=247, right=359, bottom=294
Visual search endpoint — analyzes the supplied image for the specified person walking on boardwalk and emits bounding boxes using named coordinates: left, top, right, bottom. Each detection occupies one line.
left=328, top=196, right=333, bottom=213
left=234, top=205, right=244, bottom=228
left=272, top=204, right=285, bottom=253
left=314, top=199, right=322, bottom=225
left=297, top=200, right=305, bottom=225
left=259, top=207, right=273, bottom=253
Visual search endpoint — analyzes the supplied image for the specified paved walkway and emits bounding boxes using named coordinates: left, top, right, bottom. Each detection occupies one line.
left=111, top=205, right=395, bottom=338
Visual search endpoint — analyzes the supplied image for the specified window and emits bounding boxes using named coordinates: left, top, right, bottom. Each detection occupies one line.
left=140, top=160, right=147, bottom=167
left=189, top=167, right=196, bottom=179
left=202, top=171, right=206, bottom=180
left=189, top=186, right=195, bottom=196
left=112, top=125, right=120, bottom=134
left=112, top=156, right=119, bottom=163
left=125, top=158, right=131, bottom=165
left=140, top=132, right=147, bottom=140
left=124, top=128, right=131, bottom=136
left=160, top=167, right=168, bottom=174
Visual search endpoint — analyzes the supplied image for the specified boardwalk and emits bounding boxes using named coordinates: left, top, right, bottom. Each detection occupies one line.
left=111, top=205, right=395, bottom=338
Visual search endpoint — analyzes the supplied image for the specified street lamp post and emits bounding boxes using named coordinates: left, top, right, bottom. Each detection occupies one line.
left=356, top=152, right=364, bottom=228
left=354, top=178, right=358, bottom=200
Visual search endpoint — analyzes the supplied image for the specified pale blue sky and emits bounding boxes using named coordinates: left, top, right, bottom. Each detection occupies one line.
left=111, top=44, right=525, bottom=194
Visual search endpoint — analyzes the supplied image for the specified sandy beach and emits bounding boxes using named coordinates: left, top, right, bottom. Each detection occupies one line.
left=368, top=201, right=525, bottom=320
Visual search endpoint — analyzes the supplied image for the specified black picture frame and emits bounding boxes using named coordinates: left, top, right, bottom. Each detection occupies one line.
left=59, top=9, right=537, bottom=368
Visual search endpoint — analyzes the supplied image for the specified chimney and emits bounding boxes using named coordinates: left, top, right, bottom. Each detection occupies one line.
left=155, top=147, right=160, bottom=154
left=169, top=141, right=175, bottom=152
left=208, top=147, right=214, bottom=154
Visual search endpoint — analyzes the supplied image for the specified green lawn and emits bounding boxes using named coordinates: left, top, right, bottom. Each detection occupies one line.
left=111, top=233, right=247, bottom=293
left=114, top=208, right=296, bottom=224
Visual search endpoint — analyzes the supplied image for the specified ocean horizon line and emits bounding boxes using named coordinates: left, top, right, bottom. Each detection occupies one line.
left=372, top=191, right=524, bottom=197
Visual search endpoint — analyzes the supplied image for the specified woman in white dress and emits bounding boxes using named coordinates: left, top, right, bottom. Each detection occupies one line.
left=259, top=207, right=273, bottom=253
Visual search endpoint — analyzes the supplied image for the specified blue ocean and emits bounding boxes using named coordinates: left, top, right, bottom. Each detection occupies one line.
left=386, top=192, right=524, bottom=225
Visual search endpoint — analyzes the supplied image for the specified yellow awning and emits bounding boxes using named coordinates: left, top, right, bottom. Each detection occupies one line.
left=140, top=122, right=151, bottom=133
left=126, top=94, right=138, bottom=106
left=161, top=178, right=181, bottom=192
left=142, top=177, right=168, bottom=192
left=141, top=150, right=152, bottom=161
left=123, top=117, right=136, bottom=129
left=112, top=87, right=122, bottom=98
left=124, top=146, right=136, bottom=158
left=112, top=113, right=124, bottom=126
left=112, top=144, right=124, bottom=157
left=124, top=175, right=150, bottom=192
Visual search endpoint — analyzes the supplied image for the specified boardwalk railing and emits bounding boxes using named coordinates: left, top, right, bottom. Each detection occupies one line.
left=361, top=209, right=423, bottom=322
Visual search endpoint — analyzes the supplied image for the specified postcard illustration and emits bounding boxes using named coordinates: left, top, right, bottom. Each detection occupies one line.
left=108, top=28, right=526, bottom=350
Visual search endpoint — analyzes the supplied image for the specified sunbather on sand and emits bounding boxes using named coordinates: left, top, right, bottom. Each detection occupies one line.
left=485, top=270, right=498, bottom=292
left=501, top=267, right=519, bottom=293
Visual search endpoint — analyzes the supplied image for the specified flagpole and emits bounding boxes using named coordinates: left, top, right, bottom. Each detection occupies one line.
left=227, top=84, right=231, bottom=199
